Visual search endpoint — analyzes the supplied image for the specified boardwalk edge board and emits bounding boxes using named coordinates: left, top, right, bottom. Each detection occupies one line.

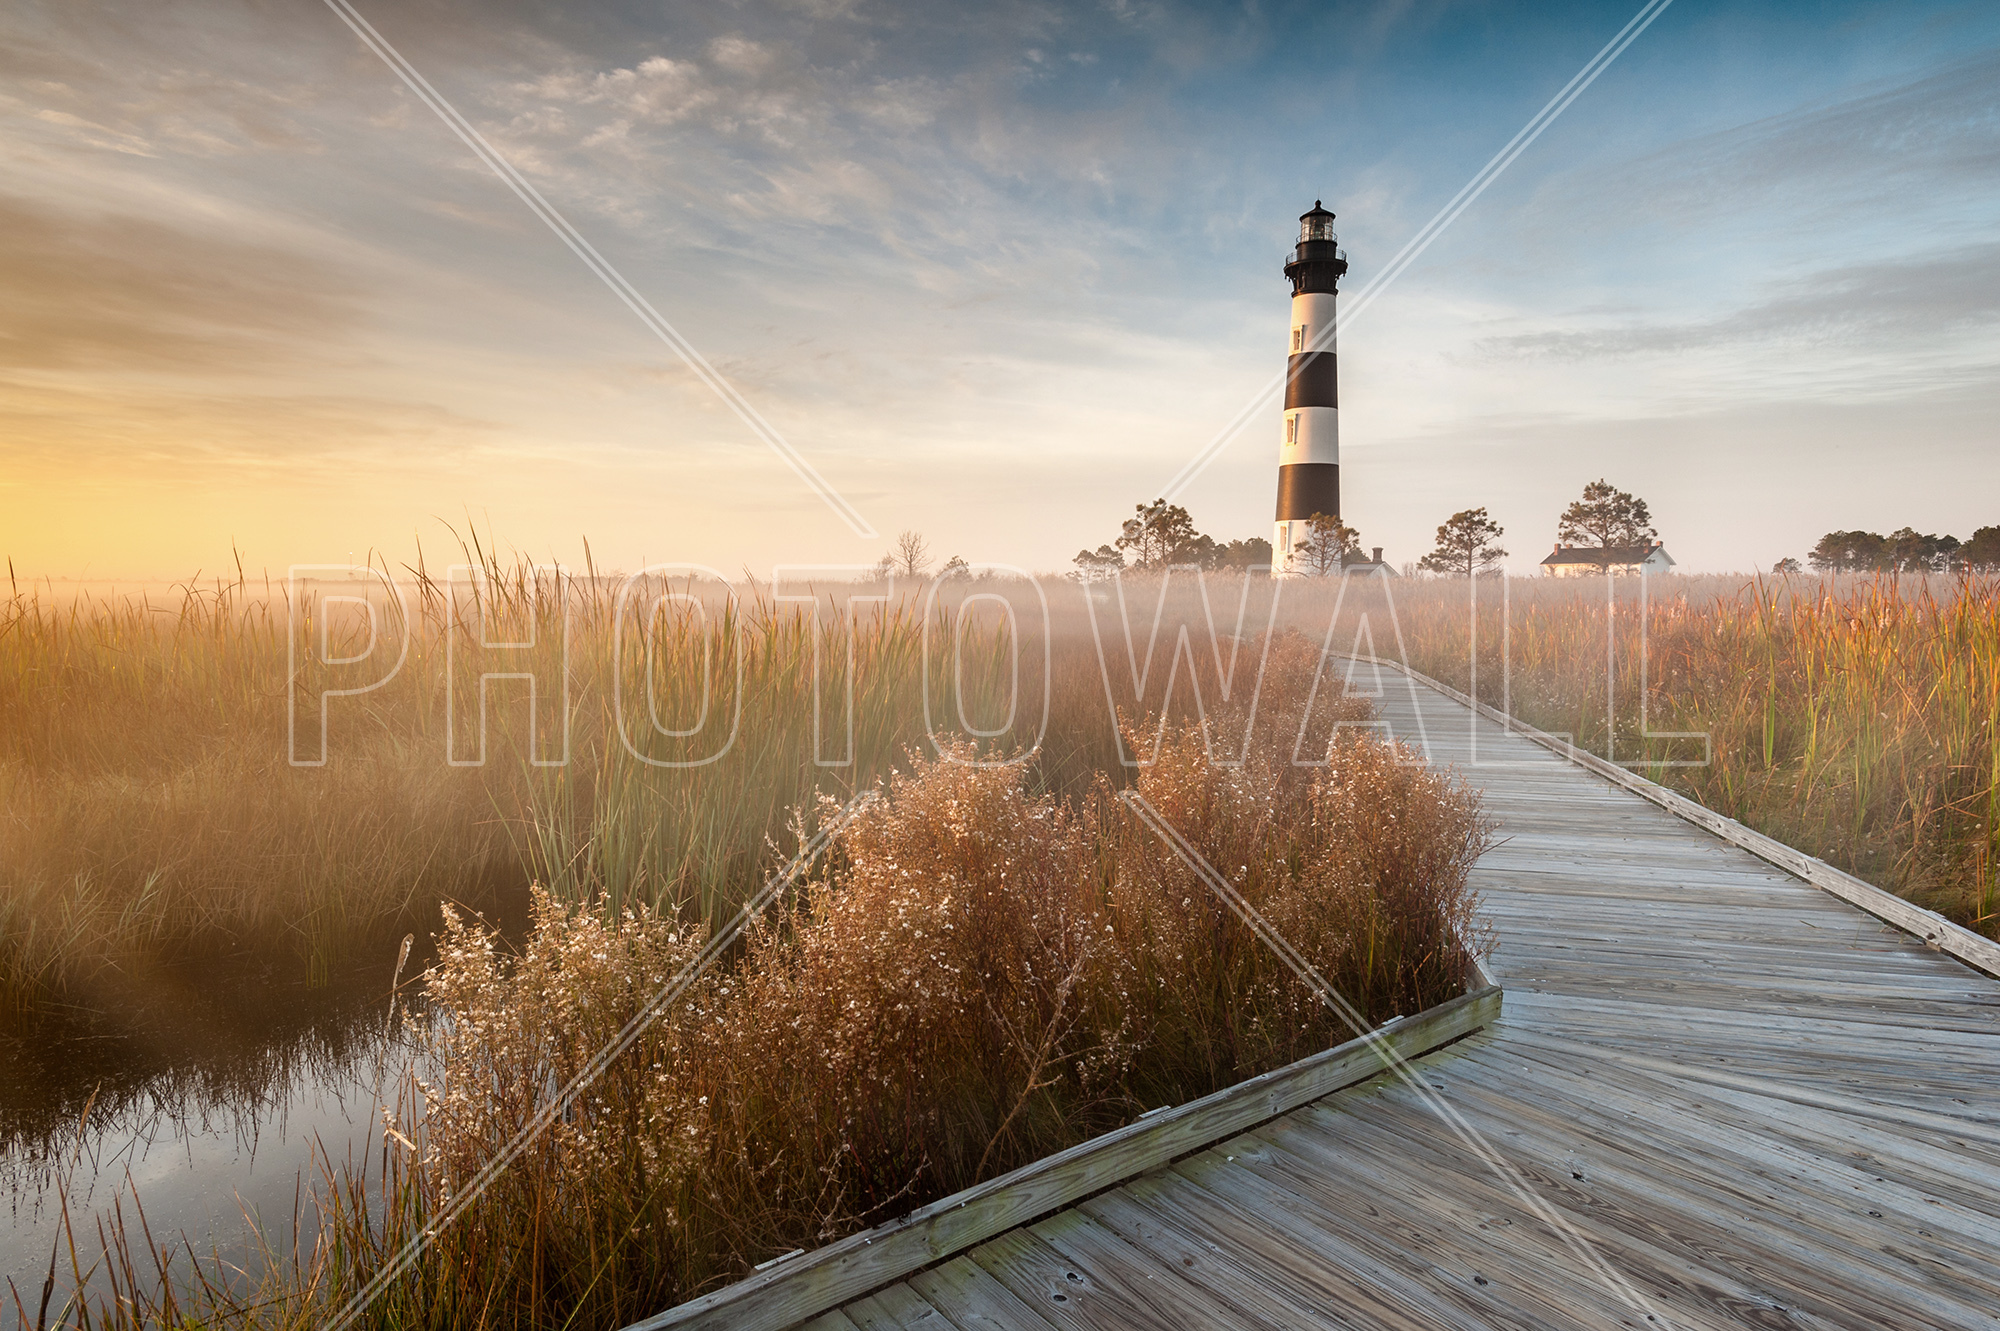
left=1347, top=653, right=2000, bottom=981
left=624, top=970, right=1502, bottom=1331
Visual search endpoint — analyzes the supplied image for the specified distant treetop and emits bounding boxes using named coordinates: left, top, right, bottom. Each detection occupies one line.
left=1808, top=528, right=1977, bottom=574
left=1073, top=500, right=1273, bottom=578
left=1418, top=508, right=1507, bottom=577
left=1557, top=479, right=1658, bottom=550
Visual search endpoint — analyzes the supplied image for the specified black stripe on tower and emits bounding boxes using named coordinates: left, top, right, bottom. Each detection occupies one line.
left=1283, top=352, right=1338, bottom=410
left=1275, top=463, right=1339, bottom=521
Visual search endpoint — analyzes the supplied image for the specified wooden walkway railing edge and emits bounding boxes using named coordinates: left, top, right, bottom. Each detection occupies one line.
left=1346, top=652, right=2000, bottom=981
left=625, top=962, right=1502, bottom=1331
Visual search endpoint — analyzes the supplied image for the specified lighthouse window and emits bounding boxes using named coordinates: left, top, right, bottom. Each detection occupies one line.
left=1293, top=325, right=1306, bottom=352
left=1287, top=415, right=1298, bottom=443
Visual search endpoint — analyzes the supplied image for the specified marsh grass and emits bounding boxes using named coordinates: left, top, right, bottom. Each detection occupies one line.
left=1283, top=571, right=2000, bottom=936
left=0, top=554, right=1042, bottom=1013
left=1, top=570, right=504, bottom=1010
left=18, top=623, right=1488, bottom=1329
left=8, top=558, right=1503, bottom=1329
left=0, top=553, right=1391, bottom=1013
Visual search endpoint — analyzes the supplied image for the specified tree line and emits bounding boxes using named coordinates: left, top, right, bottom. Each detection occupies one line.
left=1072, top=500, right=1277, bottom=577
left=920, top=488, right=1997, bottom=581
left=1789, top=527, right=2000, bottom=575
left=1068, top=478, right=1666, bottom=578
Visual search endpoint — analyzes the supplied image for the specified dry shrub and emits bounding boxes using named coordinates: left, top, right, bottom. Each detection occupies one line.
left=1107, top=728, right=1486, bottom=1103
left=25, top=619, right=1491, bottom=1329
left=711, top=757, right=1129, bottom=1250
left=374, top=633, right=1489, bottom=1325
left=391, top=894, right=718, bottom=1320
left=1096, top=628, right=1486, bottom=1101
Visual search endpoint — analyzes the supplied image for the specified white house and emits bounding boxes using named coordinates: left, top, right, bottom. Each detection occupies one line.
left=1342, top=545, right=1394, bottom=576
left=1540, top=542, right=1676, bottom=576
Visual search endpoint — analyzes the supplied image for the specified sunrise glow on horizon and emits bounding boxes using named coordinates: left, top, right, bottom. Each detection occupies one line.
left=5, top=0, right=1998, bottom=583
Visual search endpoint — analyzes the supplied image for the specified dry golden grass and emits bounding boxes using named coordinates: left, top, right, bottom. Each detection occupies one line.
left=0, top=578, right=504, bottom=1005
left=16, top=601, right=1491, bottom=1329
left=0, top=558, right=1027, bottom=1011
left=1271, top=570, right=2000, bottom=936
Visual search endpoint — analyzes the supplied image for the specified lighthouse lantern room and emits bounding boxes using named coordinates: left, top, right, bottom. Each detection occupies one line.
left=1272, top=201, right=1348, bottom=574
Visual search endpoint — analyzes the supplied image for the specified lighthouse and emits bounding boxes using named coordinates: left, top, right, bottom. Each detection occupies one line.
left=1272, top=202, right=1348, bottom=574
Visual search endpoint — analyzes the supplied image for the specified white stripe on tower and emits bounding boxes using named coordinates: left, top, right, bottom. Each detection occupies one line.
left=1272, top=201, right=1347, bottom=574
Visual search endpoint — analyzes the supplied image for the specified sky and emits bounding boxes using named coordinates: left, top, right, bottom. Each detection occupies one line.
left=2, top=0, right=1997, bottom=581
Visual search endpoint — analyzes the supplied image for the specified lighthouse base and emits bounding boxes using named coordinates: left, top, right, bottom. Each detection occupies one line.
left=1272, top=518, right=1314, bottom=575
left=1272, top=460, right=1341, bottom=575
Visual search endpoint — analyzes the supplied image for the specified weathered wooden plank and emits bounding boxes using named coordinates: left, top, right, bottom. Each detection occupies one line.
left=1026, top=1210, right=1265, bottom=1330
left=1242, top=1113, right=1805, bottom=1331
left=1283, top=1102, right=1923, bottom=1331
left=966, top=1229, right=1177, bottom=1331
left=1482, top=944, right=1984, bottom=989
left=1504, top=1007, right=2000, bottom=1075
left=1445, top=1042, right=2000, bottom=1260
left=1348, top=653, right=2000, bottom=980
left=1288, top=1072, right=1961, bottom=1329
left=798, top=1313, right=865, bottom=1331
left=1501, top=1031, right=2000, bottom=1149
left=1140, top=1150, right=1594, bottom=1331
left=1173, top=1139, right=1670, bottom=1330
left=905, top=1256, right=1059, bottom=1331
left=1492, top=1042, right=2000, bottom=1214
left=628, top=979, right=1499, bottom=1330
left=1364, top=1074, right=2000, bottom=1327
left=842, top=1285, right=954, bottom=1330
left=1069, top=1189, right=1357, bottom=1331
left=1502, top=989, right=2000, bottom=1053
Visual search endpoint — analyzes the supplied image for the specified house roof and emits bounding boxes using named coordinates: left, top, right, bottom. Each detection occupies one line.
left=1540, top=544, right=1674, bottom=567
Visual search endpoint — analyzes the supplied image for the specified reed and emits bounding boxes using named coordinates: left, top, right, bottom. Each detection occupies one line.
left=18, top=626, right=1488, bottom=1329
left=0, top=555, right=1026, bottom=1012
left=1277, top=571, right=2000, bottom=936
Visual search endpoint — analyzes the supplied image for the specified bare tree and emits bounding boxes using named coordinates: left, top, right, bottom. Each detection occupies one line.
left=894, top=530, right=932, bottom=578
left=1417, top=508, right=1507, bottom=577
left=1293, top=512, right=1359, bottom=576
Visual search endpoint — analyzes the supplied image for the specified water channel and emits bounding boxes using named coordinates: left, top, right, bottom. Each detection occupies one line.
left=1, top=941, right=438, bottom=1308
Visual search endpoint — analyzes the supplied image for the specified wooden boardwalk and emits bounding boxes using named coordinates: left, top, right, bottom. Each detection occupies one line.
left=799, top=668, right=2000, bottom=1330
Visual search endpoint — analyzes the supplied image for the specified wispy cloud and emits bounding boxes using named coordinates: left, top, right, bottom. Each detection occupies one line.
left=2, top=0, right=1998, bottom=578
left=0, top=195, right=359, bottom=373
left=1499, top=46, right=2000, bottom=258
left=1476, top=241, right=2000, bottom=362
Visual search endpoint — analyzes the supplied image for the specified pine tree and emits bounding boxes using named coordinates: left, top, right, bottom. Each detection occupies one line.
left=1293, top=512, right=1359, bottom=576
left=1557, top=480, right=1657, bottom=554
left=1417, top=508, right=1507, bottom=577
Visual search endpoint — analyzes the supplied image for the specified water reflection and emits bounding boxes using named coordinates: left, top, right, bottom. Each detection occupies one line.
left=1, top=945, right=426, bottom=1299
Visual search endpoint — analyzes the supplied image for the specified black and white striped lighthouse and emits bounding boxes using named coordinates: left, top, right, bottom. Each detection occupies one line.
left=1272, top=201, right=1348, bottom=573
